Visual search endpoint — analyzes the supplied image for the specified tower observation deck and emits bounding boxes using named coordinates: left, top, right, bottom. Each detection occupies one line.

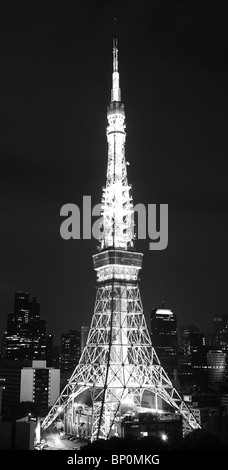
left=41, top=28, right=200, bottom=441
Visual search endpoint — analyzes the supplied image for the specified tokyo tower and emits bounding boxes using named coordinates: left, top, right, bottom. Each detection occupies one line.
left=41, top=30, right=200, bottom=441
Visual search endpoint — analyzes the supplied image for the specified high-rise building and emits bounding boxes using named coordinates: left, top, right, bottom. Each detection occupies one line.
left=213, top=315, right=228, bottom=352
left=0, top=378, right=5, bottom=416
left=207, top=350, right=226, bottom=385
left=150, top=304, right=178, bottom=380
left=1, top=292, right=53, bottom=365
left=178, top=324, right=205, bottom=355
left=178, top=324, right=207, bottom=387
left=211, top=315, right=228, bottom=380
left=60, top=330, right=81, bottom=371
left=52, top=345, right=61, bottom=369
left=0, top=359, right=60, bottom=416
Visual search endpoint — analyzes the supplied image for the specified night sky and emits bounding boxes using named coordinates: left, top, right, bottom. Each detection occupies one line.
left=0, top=1, right=227, bottom=346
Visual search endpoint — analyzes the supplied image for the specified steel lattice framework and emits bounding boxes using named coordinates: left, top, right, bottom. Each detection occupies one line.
left=41, top=31, right=200, bottom=440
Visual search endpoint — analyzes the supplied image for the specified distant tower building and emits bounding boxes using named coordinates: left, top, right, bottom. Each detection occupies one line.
left=150, top=303, right=178, bottom=380
left=213, top=315, right=228, bottom=352
left=1, top=292, right=53, bottom=365
left=0, top=359, right=60, bottom=416
left=52, top=345, right=61, bottom=369
left=178, top=324, right=204, bottom=355
left=178, top=324, right=207, bottom=387
left=213, top=315, right=228, bottom=380
left=0, top=378, right=5, bottom=415
left=207, top=350, right=226, bottom=385
left=60, top=330, right=81, bottom=371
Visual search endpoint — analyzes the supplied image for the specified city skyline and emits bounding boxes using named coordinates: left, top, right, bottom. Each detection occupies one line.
left=0, top=1, right=227, bottom=346
left=0, top=290, right=224, bottom=349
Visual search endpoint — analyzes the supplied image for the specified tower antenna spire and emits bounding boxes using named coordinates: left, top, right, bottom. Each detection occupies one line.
left=113, top=17, right=117, bottom=72
left=114, top=17, right=117, bottom=37
left=111, top=18, right=120, bottom=101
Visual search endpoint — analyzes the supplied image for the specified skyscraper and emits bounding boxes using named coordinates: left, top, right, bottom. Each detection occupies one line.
left=150, top=304, right=178, bottom=380
left=213, top=315, right=228, bottom=353
left=1, top=292, right=53, bottom=365
left=178, top=324, right=207, bottom=388
left=207, top=350, right=226, bottom=385
left=0, top=378, right=5, bottom=415
left=178, top=325, right=205, bottom=355
left=60, top=330, right=81, bottom=371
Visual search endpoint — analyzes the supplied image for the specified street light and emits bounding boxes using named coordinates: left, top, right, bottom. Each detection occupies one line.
left=161, top=433, right=168, bottom=442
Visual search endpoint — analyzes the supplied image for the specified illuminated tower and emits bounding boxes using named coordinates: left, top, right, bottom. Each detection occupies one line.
left=41, top=31, right=200, bottom=440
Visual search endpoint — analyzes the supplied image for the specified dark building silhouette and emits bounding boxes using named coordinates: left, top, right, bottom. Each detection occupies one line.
left=0, top=416, right=36, bottom=450
left=212, top=314, right=228, bottom=380
left=207, top=350, right=226, bottom=385
left=60, top=330, right=81, bottom=371
left=53, top=345, right=60, bottom=369
left=150, top=303, right=178, bottom=380
left=0, top=292, right=53, bottom=366
left=178, top=324, right=208, bottom=388
left=122, top=412, right=182, bottom=443
left=0, top=378, right=4, bottom=415
left=178, top=324, right=201, bottom=355
left=213, top=315, right=228, bottom=350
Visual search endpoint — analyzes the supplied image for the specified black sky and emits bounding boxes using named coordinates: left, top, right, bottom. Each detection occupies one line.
left=0, top=0, right=227, bottom=345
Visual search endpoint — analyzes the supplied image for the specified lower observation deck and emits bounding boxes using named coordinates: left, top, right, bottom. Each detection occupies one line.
left=93, top=249, right=143, bottom=283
